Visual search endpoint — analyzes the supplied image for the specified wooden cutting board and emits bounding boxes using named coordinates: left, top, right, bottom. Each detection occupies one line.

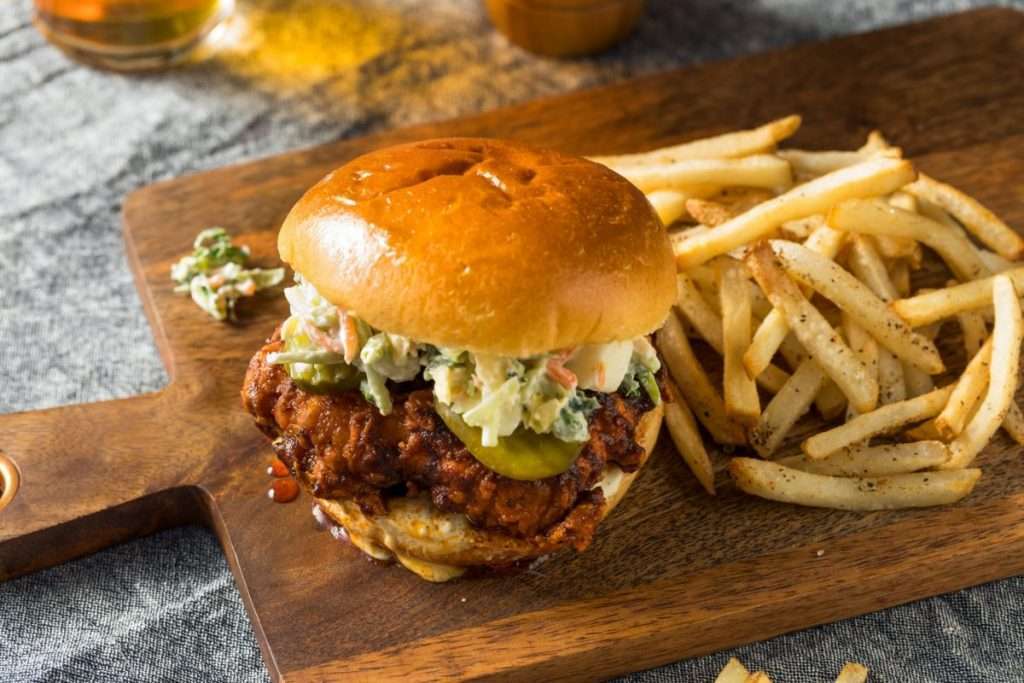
left=4, top=8, right=1024, bottom=681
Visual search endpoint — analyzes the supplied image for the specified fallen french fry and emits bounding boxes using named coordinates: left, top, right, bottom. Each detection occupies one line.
left=714, top=658, right=752, bottom=683
left=834, top=662, right=870, bottom=683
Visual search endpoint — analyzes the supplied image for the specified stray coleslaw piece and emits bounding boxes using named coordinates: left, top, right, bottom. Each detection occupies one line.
left=170, top=228, right=285, bottom=320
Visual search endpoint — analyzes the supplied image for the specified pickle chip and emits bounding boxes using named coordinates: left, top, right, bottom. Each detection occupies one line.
left=435, top=402, right=584, bottom=481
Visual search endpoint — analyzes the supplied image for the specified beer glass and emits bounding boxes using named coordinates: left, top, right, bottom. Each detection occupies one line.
left=33, top=0, right=233, bottom=70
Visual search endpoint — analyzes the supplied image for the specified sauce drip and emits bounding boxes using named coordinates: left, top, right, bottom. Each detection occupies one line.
left=268, top=478, right=300, bottom=503
left=267, top=457, right=289, bottom=477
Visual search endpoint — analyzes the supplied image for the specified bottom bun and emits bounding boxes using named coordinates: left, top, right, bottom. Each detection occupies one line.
left=315, top=403, right=663, bottom=582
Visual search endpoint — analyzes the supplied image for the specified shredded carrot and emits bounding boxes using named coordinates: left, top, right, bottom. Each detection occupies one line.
left=341, top=314, right=361, bottom=363
left=546, top=357, right=577, bottom=389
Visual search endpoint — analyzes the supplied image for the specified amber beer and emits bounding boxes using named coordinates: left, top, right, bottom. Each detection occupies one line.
left=33, top=0, right=232, bottom=70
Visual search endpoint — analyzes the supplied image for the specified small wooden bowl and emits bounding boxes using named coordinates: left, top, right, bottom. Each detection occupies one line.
left=485, top=0, right=645, bottom=58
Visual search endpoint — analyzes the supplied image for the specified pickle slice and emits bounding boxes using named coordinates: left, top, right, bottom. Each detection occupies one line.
left=435, top=402, right=584, bottom=481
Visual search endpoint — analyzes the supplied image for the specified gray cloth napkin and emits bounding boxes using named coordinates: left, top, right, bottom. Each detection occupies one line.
left=2, top=1, right=1023, bottom=680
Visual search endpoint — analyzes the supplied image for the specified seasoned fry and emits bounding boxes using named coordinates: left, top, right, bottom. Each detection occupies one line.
left=905, top=419, right=943, bottom=442
left=859, top=129, right=901, bottom=157
left=728, top=457, right=980, bottom=510
left=656, top=312, right=747, bottom=445
left=877, top=348, right=906, bottom=405
left=946, top=276, right=1024, bottom=468
left=745, top=673, right=772, bottom=683
left=934, top=338, right=992, bottom=440
left=777, top=149, right=873, bottom=179
left=834, top=662, right=870, bottom=683
left=777, top=214, right=822, bottom=241
left=744, top=225, right=846, bottom=379
left=646, top=190, right=689, bottom=227
left=907, top=173, right=1024, bottom=260
left=592, top=115, right=802, bottom=168
left=617, top=155, right=793, bottom=194
left=675, top=273, right=790, bottom=393
left=676, top=158, right=915, bottom=269
left=686, top=198, right=734, bottom=227
left=714, top=657, right=752, bottom=683
left=770, top=240, right=944, bottom=374
left=746, top=243, right=879, bottom=413
left=720, top=260, right=761, bottom=423
left=829, top=199, right=987, bottom=282
left=890, top=268, right=1024, bottom=326
left=778, top=441, right=948, bottom=477
left=750, top=358, right=826, bottom=458
left=847, top=235, right=899, bottom=302
left=888, top=259, right=911, bottom=298
left=957, top=310, right=988, bottom=356
left=803, top=385, right=955, bottom=459
left=664, top=379, right=715, bottom=495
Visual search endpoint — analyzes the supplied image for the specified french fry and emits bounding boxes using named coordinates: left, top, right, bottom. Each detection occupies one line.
left=675, top=274, right=791, bottom=394
left=664, top=379, right=715, bottom=495
left=803, top=385, right=955, bottom=459
left=904, top=419, right=943, bottom=442
left=890, top=268, right=1024, bottom=327
left=945, top=276, right=1024, bottom=468
left=745, top=673, right=773, bottom=683
left=656, top=312, right=747, bottom=445
left=769, top=240, right=944, bottom=374
left=777, top=149, right=873, bottom=179
left=847, top=235, right=899, bottom=302
left=834, top=662, right=870, bottom=683
left=720, top=260, right=761, bottom=423
left=778, top=214, right=824, bottom=241
left=888, top=259, right=911, bottom=298
left=778, top=441, right=949, bottom=477
left=859, top=129, right=901, bottom=157
left=877, top=348, right=907, bottom=406
left=934, top=338, right=993, bottom=440
left=902, top=360, right=935, bottom=398
left=675, top=158, right=916, bottom=269
left=907, top=173, right=1024, bottom=260
left=592, top=115, right=802, bottom=169
left=715, top=658, right=752, bottom=683
left=750, top=358, right=826, bottom=458
left=744, top=225, right=846, bottom=379
left=617, top=155, right=793, bottom=194
left=977, top=248, right=1016, bottom=274
left=646, top=190, right=689, bottom=227
left=957, top=310, right=988, bottom=356
left=728, top=457, right=980, bottom=510
left=686, top=198, right=734, bottom=227
left=775, top=332, right=848, bottom=420
left=828, top=199, right=988, bottom=282
left=746, top=243, right=879, bottom=413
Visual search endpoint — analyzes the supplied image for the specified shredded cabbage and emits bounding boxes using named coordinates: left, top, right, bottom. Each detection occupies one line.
left=268, top=277, right=661, bottom=443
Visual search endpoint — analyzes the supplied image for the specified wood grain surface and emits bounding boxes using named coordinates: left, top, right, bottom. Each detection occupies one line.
left=3, top=8, right=1024, bottom=681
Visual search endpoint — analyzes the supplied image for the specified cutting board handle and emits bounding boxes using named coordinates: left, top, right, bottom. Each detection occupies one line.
left=0, top=391, right=203, bottom=579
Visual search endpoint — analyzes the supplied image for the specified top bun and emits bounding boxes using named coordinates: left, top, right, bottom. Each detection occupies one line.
left=278, top=138, right=676, bottom=357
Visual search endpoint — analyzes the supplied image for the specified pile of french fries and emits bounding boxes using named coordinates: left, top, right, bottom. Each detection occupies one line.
left=715, top=657, right=868, bottom=683
left=594, top=115, right=1024, bottom=510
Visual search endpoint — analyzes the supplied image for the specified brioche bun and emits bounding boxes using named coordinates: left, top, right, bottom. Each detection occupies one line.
left=314, top=402, right=663, bottom=582
left=278, top=138, right=676, bottom=357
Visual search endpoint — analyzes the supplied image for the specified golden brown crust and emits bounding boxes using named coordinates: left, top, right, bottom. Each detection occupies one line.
left=278, top=138, right=676, bottom=356
left=314, top=403, right=663, bottom=581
